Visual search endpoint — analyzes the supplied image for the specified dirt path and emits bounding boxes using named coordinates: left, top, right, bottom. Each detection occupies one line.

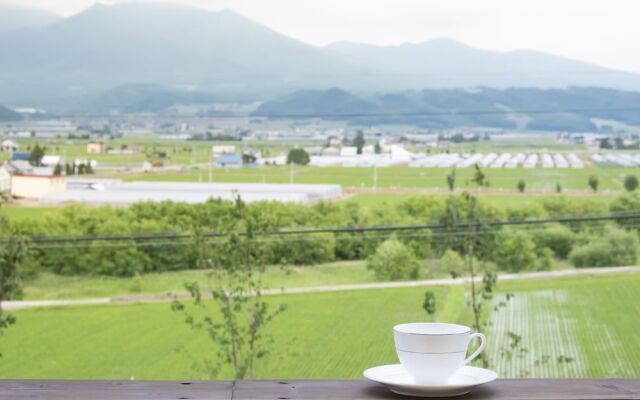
left=3, top=265, right=640, bottom=311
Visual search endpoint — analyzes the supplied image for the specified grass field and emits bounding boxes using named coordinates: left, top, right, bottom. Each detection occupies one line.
left=1, top=274, right=638, bottom=379
left=123, top=166, right=639, bottom=192
left=486, top=274, right=640, bottom=378
left=22, top=261, right=373, bottom=300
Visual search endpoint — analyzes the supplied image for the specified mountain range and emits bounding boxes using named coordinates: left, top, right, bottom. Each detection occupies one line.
left=1, top=3, right=640, bottom=115
left=254, top=87, right=640, bottom=132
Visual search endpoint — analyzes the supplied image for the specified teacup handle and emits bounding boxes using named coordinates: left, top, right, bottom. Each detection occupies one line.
left=464, top=332, right=486, bottom=364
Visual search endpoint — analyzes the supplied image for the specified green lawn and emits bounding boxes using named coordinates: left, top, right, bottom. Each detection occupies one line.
left=1, top=274, right=639, bottom=379
left=22, top=261, right=373, bottom=300
left=124, top=166, right=639, bottom=192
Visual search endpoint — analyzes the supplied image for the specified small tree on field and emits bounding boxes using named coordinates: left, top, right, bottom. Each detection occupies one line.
left=286, top=148, right=310, bottom=165
left=171, top=198, right=287, bottom=379
left=446, top=169, right=456, bottom=191
left=556, top=183, right=562, bottom=193
left=588, top=176, right=599, bottom=192
left=367, top=238, right=421, bottom=281
left=422, top=291, right=437, bottom=316
left=624, top=175, right=638, bottom=192
left=517, top=179, right=526, bottom=193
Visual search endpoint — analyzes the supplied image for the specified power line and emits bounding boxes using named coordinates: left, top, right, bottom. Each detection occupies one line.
left=13, top=210, right=640, bottom=245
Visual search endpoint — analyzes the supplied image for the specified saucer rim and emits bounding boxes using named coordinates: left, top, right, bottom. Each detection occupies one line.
left=363, top=364, right=498, bottom=389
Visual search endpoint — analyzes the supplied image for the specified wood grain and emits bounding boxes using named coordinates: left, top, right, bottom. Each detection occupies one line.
left=0, top=379, right=639, bottom=400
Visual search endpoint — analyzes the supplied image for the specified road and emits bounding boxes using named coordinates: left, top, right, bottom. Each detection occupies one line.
left=3, top=265, right=639, bottom=311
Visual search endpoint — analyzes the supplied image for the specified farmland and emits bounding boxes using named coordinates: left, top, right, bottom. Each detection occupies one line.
left=123, top=166, right=639, bottom=193
left=0, top=273, right=638, bottom=379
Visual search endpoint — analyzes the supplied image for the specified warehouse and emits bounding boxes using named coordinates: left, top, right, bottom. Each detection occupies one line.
left=40, top=180, right=343, bottom=206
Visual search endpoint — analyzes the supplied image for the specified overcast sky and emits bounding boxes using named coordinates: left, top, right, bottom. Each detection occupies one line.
left=2, top=0, right=640, bottom=73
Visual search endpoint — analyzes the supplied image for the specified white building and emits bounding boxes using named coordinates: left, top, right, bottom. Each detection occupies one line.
left=41, top=155, right=62, bottom=167
left=11, top=175, right=65, bottom=199
left=1, top=139, right=18, bottom=152
left=212, top=145, right=236, bottom=156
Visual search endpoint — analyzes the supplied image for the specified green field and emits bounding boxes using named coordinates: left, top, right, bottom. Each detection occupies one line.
left=1, top=274, right=638, bottom=379
left=22, top=261, right=372, bottom=300
left=123, top=166, right=638, bottom=192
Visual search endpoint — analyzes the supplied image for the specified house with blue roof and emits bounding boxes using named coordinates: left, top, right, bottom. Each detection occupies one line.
left=216, top=154, right=243, bottom=168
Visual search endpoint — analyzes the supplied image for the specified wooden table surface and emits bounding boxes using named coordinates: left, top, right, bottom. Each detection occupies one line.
left=1, top=379, right=640, bottom=400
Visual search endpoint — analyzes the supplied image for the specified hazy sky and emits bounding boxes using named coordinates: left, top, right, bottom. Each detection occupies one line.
left=3, top=0, right=640, bottom=73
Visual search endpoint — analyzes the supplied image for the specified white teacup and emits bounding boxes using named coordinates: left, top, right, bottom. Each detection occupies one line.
left=393, top=322, right=486, bottom=384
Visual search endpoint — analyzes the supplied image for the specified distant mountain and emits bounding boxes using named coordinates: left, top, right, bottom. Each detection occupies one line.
left=324, top=39, right=640, bottom=91
left=254, top=87, right=640, bottom=132
left=2, top=3, right=640, bottom=109
left=85, top=84, right=223, bottom=114
left=0, top=104, right=20, bottom=121
left=0, top=3, right=354, bottom=105
left=0, top=5, right=60, bottom=33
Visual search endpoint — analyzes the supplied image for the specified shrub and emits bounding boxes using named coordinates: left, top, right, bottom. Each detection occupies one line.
left=536, top=247, right=555, bottom=271
left=270, top=233, right=335, bottom=265
left=517, top=179, right=525, bottom=193
left=569, top=226, right=639, bottom=268
left=440, top=249, right=465, bottom=278
left=624, top=175, right=639, bottom=192
left=495, top=232, right=537, bottom=272
left=532, top=224, right=575, bottom=259
left=367, top=239, right=421, bottom=281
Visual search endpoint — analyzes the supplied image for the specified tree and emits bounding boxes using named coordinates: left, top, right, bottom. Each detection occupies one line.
left=446, top=169, right=456, bottom=191
left=53, top=164, right=63, bottom=176
left=556, top=183, right=562, bottom=193
left=28, top=144, right=45, bottom=166
left=517, top=179, right=526, bottom=193
left=354, top=130, right=365, bottom=154
left=495, top=232, right=537, bottom=272
left=171, top=198, right=286, bottom=379
left=569, top=225, right=638, bottom=268
left=242, top=153, right=257, bottom=165
left=624, top=175, right=638, bottom=192
left=0, top=217, right=29, bottom=357
left=366, top=238, right=421, bottom=281
left=286, top=148, right=310, bottom=165
left=65, top=163, right=75, bottom=176
left=588, top=176, right=599, bottom=192
left=374, top=142, right=382, bottom=154
left=85, top=163, right=94, bottom=174
left=422, top=291, right=437, bottom=316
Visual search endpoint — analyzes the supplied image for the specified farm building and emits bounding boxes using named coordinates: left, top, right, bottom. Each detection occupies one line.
left=1, top=139, right=18, bottom=152
left=86, top=142, right=105, bottom=154
left=216, top=154, right=242, bottom=168
left=40, top=180, right=343, bottom=205
left=11, top=174, right=65, bottom=199
left=212, top=145, right=236, bottom=155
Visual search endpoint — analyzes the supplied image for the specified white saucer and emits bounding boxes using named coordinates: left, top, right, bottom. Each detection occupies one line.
left=363, top=364, right=497, bottom=397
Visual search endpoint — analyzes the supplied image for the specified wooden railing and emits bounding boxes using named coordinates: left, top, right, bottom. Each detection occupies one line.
left=2, top=379, right=640, bottom=399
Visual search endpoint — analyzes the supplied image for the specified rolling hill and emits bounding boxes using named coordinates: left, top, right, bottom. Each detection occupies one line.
left=253, top=87, right=640, bottom=131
